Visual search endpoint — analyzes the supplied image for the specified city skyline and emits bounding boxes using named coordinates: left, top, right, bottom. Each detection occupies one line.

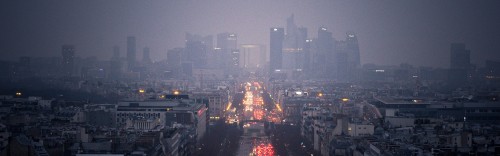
left=2, top=0, right=500, bottom=68
left=2, top=1, right=500, bottom=155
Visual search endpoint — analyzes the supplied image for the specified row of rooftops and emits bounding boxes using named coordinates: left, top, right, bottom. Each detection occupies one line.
left=375, top=96, right=500, bottom=107
left=117, top=95, right=206, bottom=112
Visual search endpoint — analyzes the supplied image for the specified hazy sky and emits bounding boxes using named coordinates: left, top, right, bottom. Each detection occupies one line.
left=1, top=0, right=499, bottom=68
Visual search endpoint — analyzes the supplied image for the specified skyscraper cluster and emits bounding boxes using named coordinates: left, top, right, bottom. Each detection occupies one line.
left=269, top=15, right=361, bottom=81
left=165, top=31, right=267, bottom=81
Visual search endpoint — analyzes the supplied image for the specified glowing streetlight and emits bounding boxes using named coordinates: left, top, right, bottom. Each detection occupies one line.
left=173, top=90, right=180, bottom=95
left=138, top=89, right=145, bottom=93
left=318, top=93, right=323, bottom=97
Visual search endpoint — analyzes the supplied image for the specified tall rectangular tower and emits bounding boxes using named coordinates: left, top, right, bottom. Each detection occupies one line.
left=270, top=27, right=284, bottom=74
left=450, top=43, right=470, bottom=69
left=316, top=27, right=334, bottom=78
left=217, top=33, right=237, bottom=50
left=216, top=33, right=238, bottom=72
left=185, top=33, right=212, bottom=68
left=449, top=43, right=471, bottom=87
left=61, top=45, right=75, bottom=77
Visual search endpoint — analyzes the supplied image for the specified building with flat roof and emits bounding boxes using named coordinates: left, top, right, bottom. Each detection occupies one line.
left=116, top=95, right=207, bottom=140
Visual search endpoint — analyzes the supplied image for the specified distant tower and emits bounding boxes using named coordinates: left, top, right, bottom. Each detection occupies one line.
left=283, top=14, right=307, bottom=70
left=298, top=27, right=308, bottom=49
left=61, top=45, right=75, bottom=76
left=185, top=33, right=212, bottom=68
left=316, top=27, right=334, bottom=78
left=217, top=33, right=237, bottom=50
left=450, top=43, right=470, bottom=69
left=336, top=32, right=361, bottom=82
left=240, top=44, right=264, bottom=70
left=303, top=39, right=312, bottom=73
left=449, top=43, right=471, bottom=87
left=270, top=27, right=284, bottom=74
left=284, top=14, right=307, bottom=49
left=127, top=36, right=136, bottom=71
left=216, top=33, right=238, bottom=74
left=231, top=49, right=240, bottom=71
left=346, top=32, right=360, bottom=68
left=285, top=14, right=298, bottom=49
left=142, top=47, right=151, bottom=64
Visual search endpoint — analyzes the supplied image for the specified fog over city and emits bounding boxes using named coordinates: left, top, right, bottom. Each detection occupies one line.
left=1, top=1, right=500, bottom=156
left=2, top=0, right=500, bottom=67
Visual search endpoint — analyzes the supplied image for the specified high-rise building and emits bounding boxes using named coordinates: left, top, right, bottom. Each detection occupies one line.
left=449, top=43, right=471, bottom=86
left=61, top=45, right=75, bottom=76
left=270, top=27, right=284, bottom=74
left=284, top=14, right=299, bottom=49
left=185, top=41, right=208, bottom=68
left=298, top=27, right=308, bottom=49
left=346, top=32, right=360, bottom=68
left=335, top=45, right=349, bottom=81
left=318, top=27, right=333, bottom=44
left=231, top=49, right=240, bottom=70
left=334, top=32, right=361, bottom=82
left=142, top=47, right=151, bottom=64
left=127, top=36, right=136, bottom=71
left=186, top=33, right=213, bottom=49
left=240, top=44, right=265, bottom=71
left=282, top=14, right=307, bottom=71
left=315, top=27, right=335, bottom=78
left=216, top=33, right=237, bottom=50
left=450, top=43, right=470, bottom=69
left=185, top=33, right=212, bottom=68
left=303, top=39, right=313, bottom=74
left=485, top=60, right=500, bottom=81
left=283, top=14, right=308, bottom=49
left=216, top=33, right=238, bottom=72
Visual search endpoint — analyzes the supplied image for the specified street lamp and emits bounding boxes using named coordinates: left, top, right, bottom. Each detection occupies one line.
left=173, top=90, right=180, bottom=95
left=317, top=93, right=323, bottom=97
